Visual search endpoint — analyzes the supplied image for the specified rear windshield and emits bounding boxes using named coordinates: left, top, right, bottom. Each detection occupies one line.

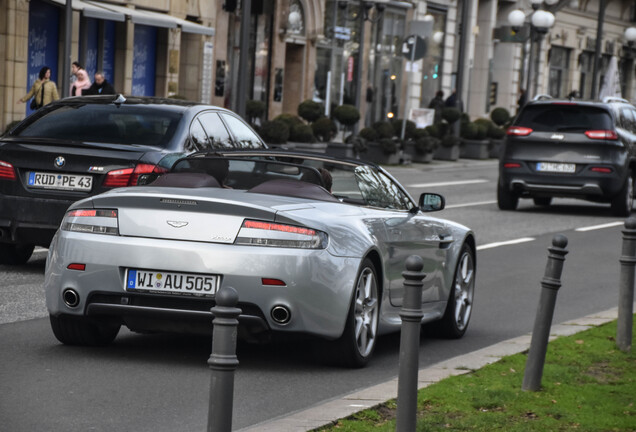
left=515, top=104, right=613, bottom=132
left=13, top=104, right=182, bottom=148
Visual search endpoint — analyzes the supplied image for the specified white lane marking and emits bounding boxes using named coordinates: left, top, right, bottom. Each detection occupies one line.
left=446, top=200, right=497, bottom=209
left=408, top=179, right=489, bottom=188
left=575, top=221, right=624, bottom=232
left=477, top=237, right=535, bottom=251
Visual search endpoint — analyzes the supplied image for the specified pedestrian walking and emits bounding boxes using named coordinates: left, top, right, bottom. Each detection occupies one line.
left=83, top=72, right=116, bottom=95
left=428, top=90, right=445, bottom=124
left=17, top=66, right=60, bottom=110
left=517, top=88, right=527, bottom=114
left=70, top=69, right=91, bottom=96
left=444, top=89, right=457, bottom=107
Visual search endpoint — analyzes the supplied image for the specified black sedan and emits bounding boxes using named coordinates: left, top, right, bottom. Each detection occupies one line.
left=0, top=95, right=266, bottom=264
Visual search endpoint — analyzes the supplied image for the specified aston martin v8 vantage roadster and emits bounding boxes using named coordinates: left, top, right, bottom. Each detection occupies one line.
left=45, top=150, right=476, bottom=367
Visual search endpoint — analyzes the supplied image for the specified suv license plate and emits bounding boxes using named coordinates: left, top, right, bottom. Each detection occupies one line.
left=536, top=162, right=575, bottom=173
left=125, top=269, right=219, bottom=296
left=28, top=172, right=92, bottom=191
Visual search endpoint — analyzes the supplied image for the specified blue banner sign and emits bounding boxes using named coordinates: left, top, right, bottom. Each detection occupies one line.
left=132, top=25, right=157, bottom=96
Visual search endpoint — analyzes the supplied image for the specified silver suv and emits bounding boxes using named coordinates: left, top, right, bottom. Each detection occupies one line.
left=497, top=96, right=636, bottom=216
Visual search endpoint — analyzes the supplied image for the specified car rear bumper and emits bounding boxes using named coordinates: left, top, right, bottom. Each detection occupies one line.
left=0, top=194, right=72, bottom=245
left=45, top=231, right=362, bottom=340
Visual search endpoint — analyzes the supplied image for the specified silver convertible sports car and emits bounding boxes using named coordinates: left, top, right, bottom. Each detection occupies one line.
left=45, top=150, right=476, bottom=367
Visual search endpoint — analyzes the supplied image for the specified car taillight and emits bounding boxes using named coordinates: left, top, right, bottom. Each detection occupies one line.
left=0, top=160, right=16, bottom=180
left=235, top=219, right=328, bottom=249
left=507, top=126, right=533, bottom=136
left=61, top=209, right=119, bottom=235
left=590, top=167, right=613, bottom=174
left=103, top=164, right=168, bottom=187
left=584, top=130, right=618, bottom=140
left=504, top=162, right=522, bottom=169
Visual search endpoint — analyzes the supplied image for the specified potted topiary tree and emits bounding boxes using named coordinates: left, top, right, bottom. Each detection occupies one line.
left=297, top=99, right=323, bottom=123
left=357, top=121, right=402, bottom=164
left=404, top=128, right=437, bottom=163
left=246, top=100, right=266, bottom=127
left=433, top=107, right=461, bottom=161
left=333, top=104, right=360, bottom=142
left=460, top=118, right=491, bottom=159
left=259, top=119, right=290, bottom=147
left=489, top=107, right=511, bottom=158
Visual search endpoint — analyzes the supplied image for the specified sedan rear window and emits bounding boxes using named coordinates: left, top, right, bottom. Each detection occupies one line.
left=515, top=105, right=613, bottom=132
left=13, top=104, right=182, bottom=148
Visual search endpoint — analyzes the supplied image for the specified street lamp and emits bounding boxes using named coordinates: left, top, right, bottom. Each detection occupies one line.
left=507, top=2, right=555, bottom=98
left=338, top=0, right=387, bottom=128
left=626, top=26, right=636, bottom=52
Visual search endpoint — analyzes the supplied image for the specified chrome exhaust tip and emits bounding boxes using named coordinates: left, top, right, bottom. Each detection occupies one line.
left=62, top=289, right=80, bottom=308
left=271, top=305, right=291, bottom=325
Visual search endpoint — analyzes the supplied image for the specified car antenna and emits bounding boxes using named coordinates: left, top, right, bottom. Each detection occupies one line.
left=113, top=94, right=126, bottom=107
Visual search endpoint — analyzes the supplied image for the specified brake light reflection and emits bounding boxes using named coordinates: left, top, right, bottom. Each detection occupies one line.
left=103, top=164, right=167, bottom=187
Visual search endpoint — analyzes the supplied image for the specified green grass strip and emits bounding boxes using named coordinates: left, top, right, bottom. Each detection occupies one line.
left=316, top=317, right=636, bottom=431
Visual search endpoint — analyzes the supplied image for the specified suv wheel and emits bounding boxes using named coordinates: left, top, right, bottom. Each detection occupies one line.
left=497, top=182, right=518, bottom=210
left=0, top=243, right=35, bottom=265
left=611, top=174, right=634, bottom=217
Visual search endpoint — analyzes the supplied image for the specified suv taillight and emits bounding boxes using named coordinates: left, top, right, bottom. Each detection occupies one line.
left=507, top=126, right=533, bottom=136
left=584, top=130, right=618, bottom=140
left=103, top=164, right=168, bottom=187
left=0, top=160, right=16, bottom=180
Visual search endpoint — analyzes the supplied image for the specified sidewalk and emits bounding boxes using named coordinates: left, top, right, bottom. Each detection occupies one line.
left=237, top=306, right=625, bottom=432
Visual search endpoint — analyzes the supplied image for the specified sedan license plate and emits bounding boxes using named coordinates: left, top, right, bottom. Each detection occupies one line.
left=125, top=269, right=219, bottom=296
left=536, top=162, right=575, bottom=173
left=28, top=171, right=92, bottom=191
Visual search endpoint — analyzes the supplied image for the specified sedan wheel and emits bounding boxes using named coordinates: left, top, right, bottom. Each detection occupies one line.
left=434, top=245, right=475, bottom=338
left=50, top=314, right=120, bottom=346
left=330, top=258, right=379, bottom=368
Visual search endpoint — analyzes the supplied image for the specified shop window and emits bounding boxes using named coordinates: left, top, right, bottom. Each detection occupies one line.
left=548, top=46, right=570, bottom=98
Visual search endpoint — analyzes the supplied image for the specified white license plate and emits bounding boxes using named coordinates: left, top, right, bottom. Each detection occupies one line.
left=125, top=269, right=219, bottom=296
left=28, top=171, right=92, bottom=191
left=536, top=162, right=576, bottom=173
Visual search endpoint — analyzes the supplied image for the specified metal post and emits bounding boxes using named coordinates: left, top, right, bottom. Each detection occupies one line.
left=522, top=235, right=568, bottom=392
left=207, top=286, right=242, bottom=432
left=353, top=0, right=366, bottom=134
left=236, top=0, right=252, bottom=120
left=617, top=217, right=636, bottom=352
left=400, top=42, right=417, bottom=141
left=62, top=0, right=73, bottom=97
left=532, top=33, right=544, bottom=97
left=454, top=0, right=471, bottom=114
left=396, top=255, right=426, bottom=432
left=526, top=26, right=535, bottom=97
left=590, top=0, right=606, bottom=100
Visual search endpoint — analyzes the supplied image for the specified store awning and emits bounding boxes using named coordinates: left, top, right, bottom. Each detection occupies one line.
left=85, top=1, right=215, bottom=36
left=48, top=0, right=126, bottom=22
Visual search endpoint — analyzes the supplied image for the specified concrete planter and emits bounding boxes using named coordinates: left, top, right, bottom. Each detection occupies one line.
left=403, top=142, right=434, bottom=163
left=359, top=142, right=401, bottom=165
left=325, top=142, right=355, bottom=159
left=291, top=142, right=328, bottom=153
left=434, top=145, right=460, bottom=161
left=460, top=138, right=490, bottom=160
left=489, top=139, right=505, bottom=159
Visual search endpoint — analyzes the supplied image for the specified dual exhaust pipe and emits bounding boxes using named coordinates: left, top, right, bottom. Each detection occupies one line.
left=62, top=288, right=80, bottom=308
left=270, top=305, right=291, bottom=325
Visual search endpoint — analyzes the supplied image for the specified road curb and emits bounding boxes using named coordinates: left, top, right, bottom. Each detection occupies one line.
left=237, top=305, right=628, bottom=432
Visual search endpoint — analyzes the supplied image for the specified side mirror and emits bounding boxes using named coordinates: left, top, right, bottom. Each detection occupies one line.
left=418, top=193, right=445, bottom=212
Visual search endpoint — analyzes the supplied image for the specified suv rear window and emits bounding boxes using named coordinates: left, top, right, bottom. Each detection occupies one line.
left=13, top=104, right=182, bottom=148
left=515, top=104, right=613, bottom=132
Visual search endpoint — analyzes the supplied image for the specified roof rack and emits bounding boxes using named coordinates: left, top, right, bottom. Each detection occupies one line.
left=532, top=94, right=552, bottom=101
left=602, top=96, right=630, bottom=104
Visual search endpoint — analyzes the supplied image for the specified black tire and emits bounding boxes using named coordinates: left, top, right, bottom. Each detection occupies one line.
left=533, top=197, right=552, bottom=206
left=49, top=314, right=120, bottom=346
left=433, top=244, right=475, bottom=338
left=611, top=174, right=634, bottom=217
left=497, top=182, right=518, bottom=210
left=0, top=243, right=35, bottom=265
left=329, top=258, right=380, bottom=368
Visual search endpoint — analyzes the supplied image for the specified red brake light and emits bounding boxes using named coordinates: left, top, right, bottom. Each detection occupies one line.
left=261, top=278, right=286, bottom=286
left=507, top=126, right=533, bottom=136
left=585, top=130, right=618, bottom=140
left=67, top=209, right=117, bottom=218
left=590, top=167, right=613, bottom=174
left=504, top=163, right=522, bottom=169
left=243, top=220, right=316, bottom=236
left=104, top=164, right=167, bottom=187
left=0, top=160, right=16, bottom=180
left=67, top=263, right=86, bottom=271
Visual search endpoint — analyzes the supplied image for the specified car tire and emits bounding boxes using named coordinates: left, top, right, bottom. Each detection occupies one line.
left=611, top=174, right=634, bottom=217
left=497, top=182, right=518, bottom=210
left=330, top=258, right=380, bottom=368
left=533, top=197, right=552, bottom=206
left=49, top=314, right=120, bottom=346
left=0, top=243, right=35, bottom=265
left=432, top=244, right=475, bottom=339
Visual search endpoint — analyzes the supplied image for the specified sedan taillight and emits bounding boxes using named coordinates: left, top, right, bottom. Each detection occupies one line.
left=235, top=220, right=328, bottom=249
left=103, top=164, right=168, bottom=187
left=507, top=126, right=533, bottom=136
left=584, top=130, right=618, bottom=140
left=61, top=209, right=119, bottom=235
left=0, top=160, right=16, bottom=180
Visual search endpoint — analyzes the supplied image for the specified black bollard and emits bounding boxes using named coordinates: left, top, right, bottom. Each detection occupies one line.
left=617, top=217, right=636, bottom=352
left=207, top=286, right=242, bottom=432
left=522, top=235, right=568, bottom=392
left=396, top=255, right=426, bottom=432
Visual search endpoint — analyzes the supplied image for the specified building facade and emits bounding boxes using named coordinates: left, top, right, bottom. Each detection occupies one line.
left=1, top=0, right=635, bottom=133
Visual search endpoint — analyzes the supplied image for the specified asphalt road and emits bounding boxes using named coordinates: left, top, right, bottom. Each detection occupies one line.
left=0, top=159, right=627, bottom=431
